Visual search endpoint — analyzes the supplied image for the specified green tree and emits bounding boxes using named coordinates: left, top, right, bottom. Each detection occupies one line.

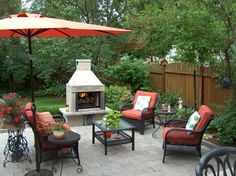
left=0, top=1, right=26, bottom=91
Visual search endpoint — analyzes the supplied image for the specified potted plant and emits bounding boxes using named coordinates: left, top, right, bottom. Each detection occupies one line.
left=52, top=122, right=67, bottom=139
left=102, top=110, right=121, bottom=138
left=103, top=110, right=121, bottom=128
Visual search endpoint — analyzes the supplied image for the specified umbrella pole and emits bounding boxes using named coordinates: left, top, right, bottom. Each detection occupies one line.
left=24, top=36, right=53, bottom=176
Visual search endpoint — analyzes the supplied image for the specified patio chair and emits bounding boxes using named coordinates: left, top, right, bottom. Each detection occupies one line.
left=195, top=147, right=236, bottom=176
left=120, top=90, right=158, bottom=135
left=162, top=105, right=214, bottom=163
left=24, top=102, right=83, bottom=173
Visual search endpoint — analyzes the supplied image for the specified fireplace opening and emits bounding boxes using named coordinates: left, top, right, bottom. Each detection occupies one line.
left=76, top=92, right=100, bottom=110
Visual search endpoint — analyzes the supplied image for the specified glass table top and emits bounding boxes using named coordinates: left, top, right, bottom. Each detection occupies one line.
left=93, top=118, right=134, bottom=131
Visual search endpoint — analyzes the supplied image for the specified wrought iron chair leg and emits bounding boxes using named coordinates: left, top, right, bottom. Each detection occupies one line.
left=162, top=142, right=167, bottom=163
left=196, top=145, right=202, bottom=157
left=140, top=119, right=145, bottom=135
left=152, top=116, right=155, bottom=128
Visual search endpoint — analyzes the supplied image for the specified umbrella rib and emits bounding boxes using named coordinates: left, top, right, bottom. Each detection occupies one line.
left=54, top=29, right=71, bottom=37
left=31, top=28, right=50, bottom=36
left=95, top=30, right=116, bottom=35
left=10, top=29, right=28, bottom=37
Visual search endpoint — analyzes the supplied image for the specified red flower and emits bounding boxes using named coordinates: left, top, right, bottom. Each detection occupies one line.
left=18, top=101, right=23, bottom=106
left=6, top=107, right=12, bottom=114
left=0, top=110, right=4, bottom=118
left=0, top=92, right=24, bottom=123
left=14, top=115, right=22, bottom=122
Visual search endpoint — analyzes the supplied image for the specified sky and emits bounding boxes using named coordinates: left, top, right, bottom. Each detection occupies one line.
left=21, top=0, right=33, bottom=9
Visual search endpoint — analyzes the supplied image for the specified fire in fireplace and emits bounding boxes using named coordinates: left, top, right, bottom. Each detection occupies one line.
left=76, top=92, right=100, bottom=110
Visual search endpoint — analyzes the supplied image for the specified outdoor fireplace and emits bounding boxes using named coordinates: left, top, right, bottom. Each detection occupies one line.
left=66, top=59, right=105, bottom=112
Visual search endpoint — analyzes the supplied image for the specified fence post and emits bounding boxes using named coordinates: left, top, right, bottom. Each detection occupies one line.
left=193, top=69, right=197, bottom=110
left=160, top=59, right=168, bottom=93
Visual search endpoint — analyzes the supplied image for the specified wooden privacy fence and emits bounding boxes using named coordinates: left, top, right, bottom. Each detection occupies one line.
left=149, top=63, right=232, bottom=110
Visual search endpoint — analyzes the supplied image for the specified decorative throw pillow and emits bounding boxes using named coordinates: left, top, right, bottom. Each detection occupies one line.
left=185, top=111, right=201, bottom=130
left=134, top=96, right=151, bottom=111
left=36, top=112, right=56, bottom=134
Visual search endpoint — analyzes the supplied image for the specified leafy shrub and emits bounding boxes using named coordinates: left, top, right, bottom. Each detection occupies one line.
left=106, top=59, right=151, bottom=93
left=159, top=91, right=180, bottom=107
left=176, top=107, right=195, bottom=120
left=105, top=85, right=130, bottom=110
left=35, top=84, right=66, bottom=97
left=213, top=101, right=236, bottom=144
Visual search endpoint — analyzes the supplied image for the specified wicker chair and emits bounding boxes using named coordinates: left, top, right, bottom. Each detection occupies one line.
left=162, top=105, right=214, bottom=163
left=195, top=147, right=236, bottom=176
left=24, top=102, right=83, bottom=173
left=120, top=90, right=158, bottom=135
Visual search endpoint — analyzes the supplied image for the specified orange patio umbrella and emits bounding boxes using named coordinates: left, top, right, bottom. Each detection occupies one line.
left=0, top=13, right=130, bottom=103
left=0, top=13, right=130, bottom=176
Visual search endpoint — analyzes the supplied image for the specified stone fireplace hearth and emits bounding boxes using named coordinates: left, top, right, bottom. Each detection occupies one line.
left=59, top=59, right=109, bottom=126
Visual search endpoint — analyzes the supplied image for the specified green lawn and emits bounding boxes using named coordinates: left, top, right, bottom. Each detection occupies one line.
left=25, top=96, right=66, bottom=114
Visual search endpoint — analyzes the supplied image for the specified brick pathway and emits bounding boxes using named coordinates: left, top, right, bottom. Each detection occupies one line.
left=0, top=125, right=212, bottom=176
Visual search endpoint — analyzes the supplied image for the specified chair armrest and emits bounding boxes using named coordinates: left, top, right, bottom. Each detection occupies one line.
left=119, top=103, right=133, bottom=111
left=52, top=115, right=66, bottom=123
left=141, top=107, right=155, bottom=117
left=164, top=119, right=187, bottom=128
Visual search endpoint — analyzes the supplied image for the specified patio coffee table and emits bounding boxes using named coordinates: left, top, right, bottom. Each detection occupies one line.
left=92, top=119, right=135, bottom=155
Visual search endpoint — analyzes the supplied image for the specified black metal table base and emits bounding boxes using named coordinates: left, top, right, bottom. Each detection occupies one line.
left=51, top=149, right=83, bottom=176
left=3, top=129, right=32, bottom=167
left=152, top=110, right=176, bottom=138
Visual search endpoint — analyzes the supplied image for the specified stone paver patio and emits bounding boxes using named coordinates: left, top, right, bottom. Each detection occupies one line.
left=0, top=125, right=212, bottom=176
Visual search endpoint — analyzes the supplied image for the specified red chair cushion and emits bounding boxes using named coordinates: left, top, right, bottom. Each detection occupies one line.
left=162, top=127, right=200, bottom=145
left=25, top=102, right=33, bottom=123
left=121, top=109, right=153, bottom=120
left=36, top=112, right=56, bottom=135
left=133, top=90, right=158, bottom=108
left=195, top=105, right=212, bottom=131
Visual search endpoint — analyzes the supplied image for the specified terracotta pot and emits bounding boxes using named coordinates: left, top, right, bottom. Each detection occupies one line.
left=103, top=131, right=112, bottom=138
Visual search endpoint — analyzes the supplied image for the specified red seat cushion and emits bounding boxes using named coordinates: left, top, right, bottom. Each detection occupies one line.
left=121, top=109, right=153, bottom=120
left=162, top=127, right=200, bottom=145
left=122, top=90, right=157, bottom=120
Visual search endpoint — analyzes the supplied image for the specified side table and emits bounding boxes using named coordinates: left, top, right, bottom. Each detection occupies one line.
left=152, top=109, right=176, bottom=138
left=48, top=131, right=83, bottom=176
left=3, top=123, right=32, bottom=167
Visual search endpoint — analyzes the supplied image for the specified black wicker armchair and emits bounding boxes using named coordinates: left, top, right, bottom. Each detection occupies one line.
left=162, top=105, right=214, bottom=163
left=120, top=90, right=158, bottom=135
left=24, top=102, right=83, bottom=174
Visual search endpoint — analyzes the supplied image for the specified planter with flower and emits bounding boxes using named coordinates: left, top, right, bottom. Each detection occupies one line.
left=0, top=93, right=25, bottom=129
left=52, top=122, right=67, bottom=139
left=102, top=110, right=121, bottom=138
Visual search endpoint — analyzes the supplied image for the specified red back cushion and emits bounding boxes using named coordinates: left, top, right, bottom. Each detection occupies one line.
left=25, top=102, right=33, bottom=123
left=195, top=105, right=213, bottom=131
left=36, top=112, right=56, bottom=134
left=133, top=90, right=158, bottom=108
